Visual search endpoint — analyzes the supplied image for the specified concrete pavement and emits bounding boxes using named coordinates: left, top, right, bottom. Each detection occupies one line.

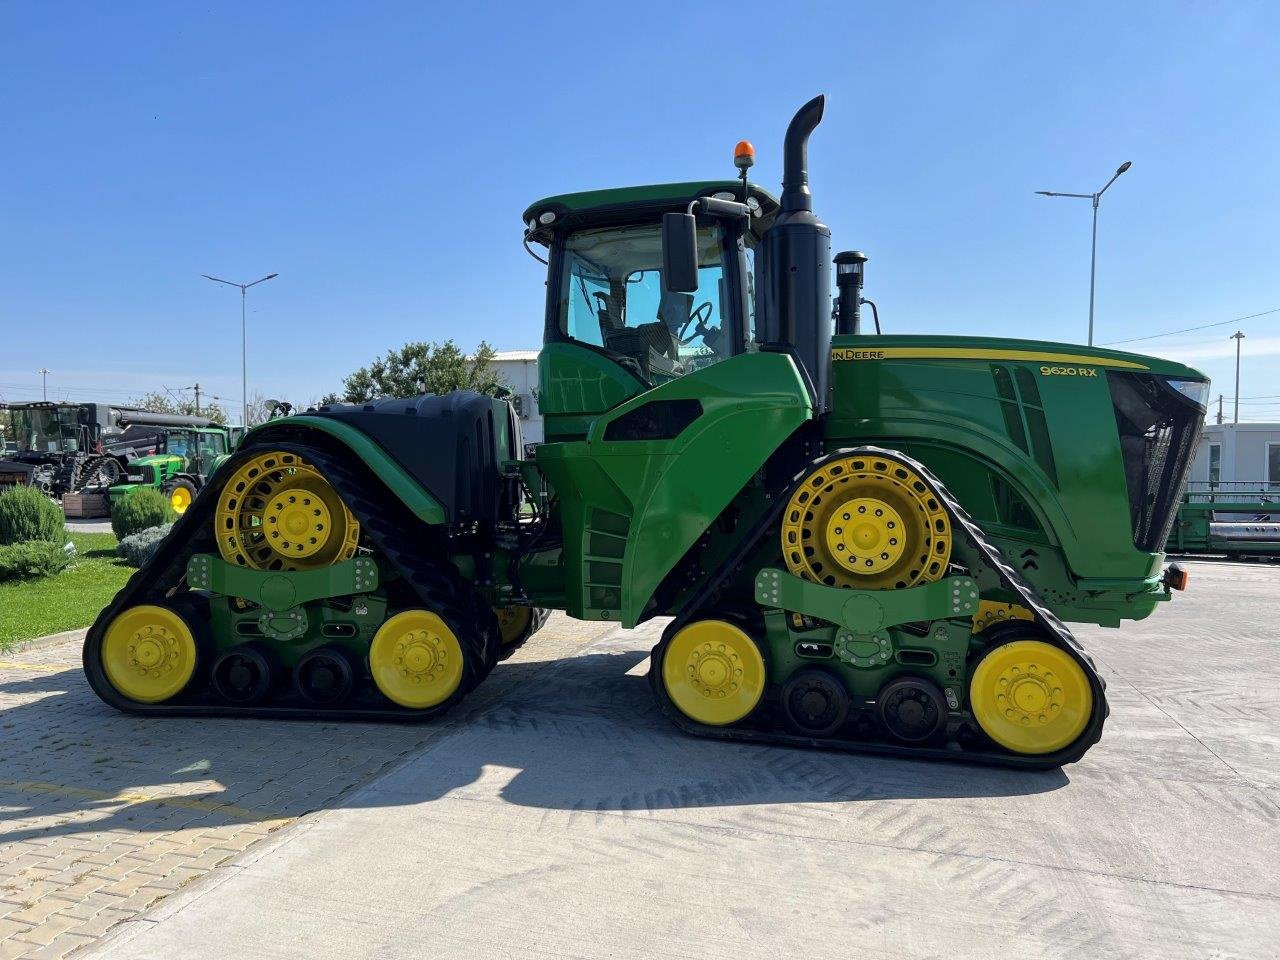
left=80, top=560, right=1279, bottom=960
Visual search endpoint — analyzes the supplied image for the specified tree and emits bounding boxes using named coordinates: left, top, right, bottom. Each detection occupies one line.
left=132, top=391, right=228, bottom=425
left=336, top=340, right=505, bottom=403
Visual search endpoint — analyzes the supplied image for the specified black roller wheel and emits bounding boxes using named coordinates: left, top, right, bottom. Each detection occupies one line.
left=211, top=643, right=277, bottom=705
left=780, top=669, right=850, bottom=737
left=294, top=646, right=355, bottom=706
left=877, top=676, right=946, bottom=743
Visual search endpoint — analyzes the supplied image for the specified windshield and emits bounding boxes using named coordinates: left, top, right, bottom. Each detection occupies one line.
left=165, top=432, right=193, bottom=458
left=9, top=407, right=82, bottom=453
left=558, top=222, right=744, bottom=382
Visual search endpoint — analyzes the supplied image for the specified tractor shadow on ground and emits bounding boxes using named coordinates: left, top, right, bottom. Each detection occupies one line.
left=0, top=640, right=1068, bottom=849
left=357, top=640, right=1071, bottom=812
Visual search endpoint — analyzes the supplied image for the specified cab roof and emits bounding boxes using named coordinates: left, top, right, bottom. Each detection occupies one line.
left=522, top=180, right=781, bottom=245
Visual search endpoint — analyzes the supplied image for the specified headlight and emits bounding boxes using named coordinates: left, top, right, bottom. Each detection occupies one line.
left=1163, top=377, right=1209, bottom=408
left=126, top=474, right=144, bottom=483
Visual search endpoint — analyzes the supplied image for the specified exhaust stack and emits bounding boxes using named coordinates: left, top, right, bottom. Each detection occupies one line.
left=759, top=95, right=833, bottom=412
left=780, top=95, right=825, bottom=213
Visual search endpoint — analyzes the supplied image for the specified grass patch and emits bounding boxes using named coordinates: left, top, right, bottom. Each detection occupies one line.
left=0, top=531, right=132, bottom=652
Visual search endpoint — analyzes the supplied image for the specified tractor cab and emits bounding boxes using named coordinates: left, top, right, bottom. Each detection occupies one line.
left=158, top=427, right=230, bottom=477
left=523, top=182, right=783, bottom=442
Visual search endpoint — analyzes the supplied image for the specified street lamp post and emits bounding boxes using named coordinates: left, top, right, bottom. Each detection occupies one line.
left=37, top=368, right=50, bottom=401
left=201, top=273, right=279, bottom=426
left=1231, top=330, right=1245, bottom=425
left=1036, top=161, right=1132, bottom=346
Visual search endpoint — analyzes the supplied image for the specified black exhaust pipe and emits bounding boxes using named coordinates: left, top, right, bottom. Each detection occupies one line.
left=781, top=95, right=825, bottom=214
left=759, top=94, right=832, bottom=413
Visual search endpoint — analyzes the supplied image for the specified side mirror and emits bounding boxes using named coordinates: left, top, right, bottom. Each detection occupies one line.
left=661, top=212, right=699, bottom=293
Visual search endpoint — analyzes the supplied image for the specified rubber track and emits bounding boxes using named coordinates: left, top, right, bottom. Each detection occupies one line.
left=649, top=445, right=1111, bottom=770
left=83, top=441, right=500, bottom=721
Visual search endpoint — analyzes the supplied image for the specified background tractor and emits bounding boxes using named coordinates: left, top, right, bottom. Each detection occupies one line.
left=85, top=96, right=1207, bottom=768
left=0, top=401, right=209, bottom=498
left=108, top=420, right=246, bottom=515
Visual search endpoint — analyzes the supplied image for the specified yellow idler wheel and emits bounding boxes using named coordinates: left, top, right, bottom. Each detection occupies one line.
left=369, top=610, right=466, bottom=709
left=101, top=605, right=199, bottom=704
left=494, top=605, right=533, bottom=647
left=781, top=454, right=951, bottom=590
left=214, top=450, right=359, bottom=571
left=969, top=639, right=1093, bottom=755
left=661, top=620, right=766, bottom=726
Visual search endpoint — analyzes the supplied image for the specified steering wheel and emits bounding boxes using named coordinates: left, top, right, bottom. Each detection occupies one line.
left=678, top=301, right=715, bottom=343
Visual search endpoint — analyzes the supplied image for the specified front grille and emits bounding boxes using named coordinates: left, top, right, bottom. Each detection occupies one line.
left=1108, top=372, right=1205, bottom=552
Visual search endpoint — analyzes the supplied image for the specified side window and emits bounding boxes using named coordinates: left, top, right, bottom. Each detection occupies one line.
left=1207, top=442, right=1221, bottom=486
left=200, top=433, right=227, bottom=456
left=1267, top=442, right=1280, bottom=490
left=565, top=267, right=609, bottom=348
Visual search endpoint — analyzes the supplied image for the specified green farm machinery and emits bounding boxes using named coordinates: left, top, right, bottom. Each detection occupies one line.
left=85, top=97, right=1208, bottom=768
left=0, top=401, right=208, bottom=498
left=1166, top=483, right=1280, bottom=558
left=108, top=420, right=246, bottom=515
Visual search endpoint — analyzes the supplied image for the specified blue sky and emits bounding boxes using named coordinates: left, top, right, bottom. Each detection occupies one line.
left=1, top=2, right=1277, bottom=419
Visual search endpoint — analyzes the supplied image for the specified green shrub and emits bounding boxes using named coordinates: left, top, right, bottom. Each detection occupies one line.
left=0, top=486, right=64, bottom=546
left=0, top=540, right=72, bottom=581
left=111, top=488, right=177, bottom=540
left=116, top=523, right=173, bottom=568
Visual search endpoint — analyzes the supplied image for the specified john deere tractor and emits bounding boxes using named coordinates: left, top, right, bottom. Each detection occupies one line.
left=108, top=420, right=245, bottom=515
left=85, top=96, right=1207, bottom=768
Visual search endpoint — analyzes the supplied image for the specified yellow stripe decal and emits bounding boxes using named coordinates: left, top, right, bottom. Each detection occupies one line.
left=830, top=346, right=1148, bottom=370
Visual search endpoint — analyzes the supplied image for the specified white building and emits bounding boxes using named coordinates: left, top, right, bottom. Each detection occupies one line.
left=492, top=350, right=543, bottom=451
left=1187, top=422, right=1280, bottom=488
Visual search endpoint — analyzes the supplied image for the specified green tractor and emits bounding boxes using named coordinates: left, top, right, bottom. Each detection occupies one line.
left=108, top=421, right=245, bottom=515
left=85, top=96, right=1207, bottom=768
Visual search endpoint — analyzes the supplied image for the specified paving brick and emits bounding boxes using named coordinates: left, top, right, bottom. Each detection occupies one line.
left=3, top=898, right=77, bottom=929
left=64, top=907, right=134, bottom=941
left=9, top=909, right=80, bottom=946
left=51, top=892, right=120, bottom=922
left=107, top=887, right=168, bottom=914
left=21, top=931, right=97, bottom=960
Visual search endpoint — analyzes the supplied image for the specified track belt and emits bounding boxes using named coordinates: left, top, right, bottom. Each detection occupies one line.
left=650, top=446, right=1110, bottom=770
left=83, top=441, right=499, bottom=721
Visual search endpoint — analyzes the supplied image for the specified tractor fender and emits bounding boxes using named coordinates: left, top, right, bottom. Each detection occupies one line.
left=243, top=415, right=447, bottom=525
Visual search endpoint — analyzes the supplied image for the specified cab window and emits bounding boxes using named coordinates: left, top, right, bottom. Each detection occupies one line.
left=559, top=222, right=739, bottom=381
left=199, top=432, right=226, bottom=456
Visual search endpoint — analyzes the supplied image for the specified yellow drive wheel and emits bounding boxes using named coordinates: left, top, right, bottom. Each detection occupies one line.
left=781, top=454, right=951, bottom=590
left=214, top=450, right=359, bottom=571
left=971, top=601, right=1034, bottom=634
left=168, top=481, right=196, bottom=515
left=369, top=610, right=466, bottom=709
left=969, top=639, right=1093, bottom=755
left=101, top=604, right=199, bottom=704
left=494, top=605, right=533, bottom=647
left=661, top=620, right=766, bottom=726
